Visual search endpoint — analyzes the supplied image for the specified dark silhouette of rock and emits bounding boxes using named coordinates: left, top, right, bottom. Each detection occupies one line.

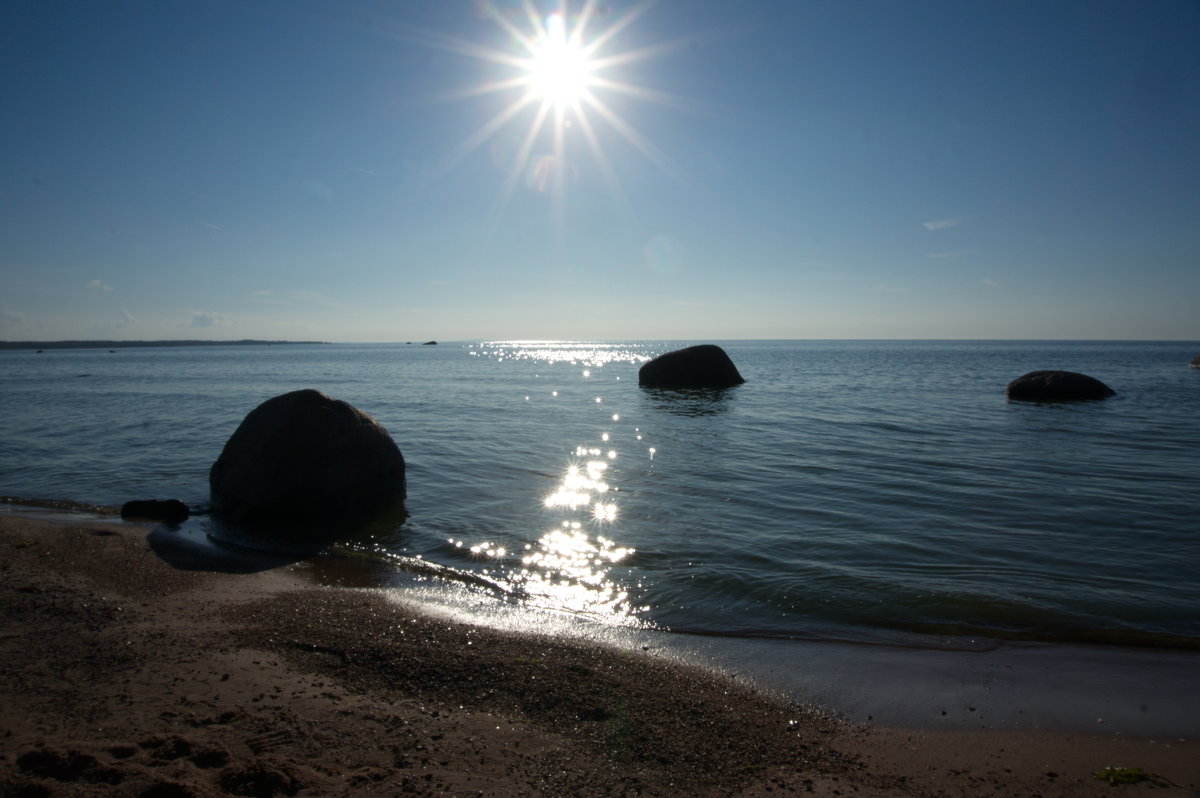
left=121, top=499, right=190, bottom=523
left=422, top=340, right=437, bottom=345
left=1190, top=354, right=1200, bottom=369
left=1005, top=370, right=1115, bottom=402
left=209, top=389, right=405, bottom=532
left=639, top=344, right=745, bottom=389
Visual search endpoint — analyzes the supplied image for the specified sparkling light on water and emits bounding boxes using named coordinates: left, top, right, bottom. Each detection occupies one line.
left=476, top=341, right=649, bottom=368
left=450, top=341, right=646, bottom=622
left=513, top=521, right=636, bottom=617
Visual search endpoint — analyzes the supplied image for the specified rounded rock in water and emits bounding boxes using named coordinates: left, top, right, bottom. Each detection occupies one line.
left=209, top=389, right=406, bottom=534
left=638, top=344, right=745, bottom=390
left=1004, top=370, right=1115, bottom=402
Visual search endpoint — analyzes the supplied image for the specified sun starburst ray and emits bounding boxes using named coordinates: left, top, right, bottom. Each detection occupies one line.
left=588, top=37, right=696, bottom=71
left=582, top=90, right=685, bottom=183
left=439, top=92, right=541, bottom=175
left=484, top=3, right=540, bottom=59
left=584, top=76, right=692, bottom=111
left=488, top=100, right=554, bottom=231
left=438, top=75, right=536, bottom=104
left=569, top=96, right=632, bottom=220
left=407, top=27, right=532, bottom=70
left=520, top=0, right=546, bottom=44
left=577, top=0, right=658, bottom=60
left=431, top=0, right=687, bottom=230
left=567, top=0, right=600, bottom=49
left=552, top=101, right=569, bottom=223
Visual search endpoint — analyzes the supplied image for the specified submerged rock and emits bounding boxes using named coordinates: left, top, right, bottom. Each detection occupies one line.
left=209, top=389, right=406, bottom=532
left=1004, top=370, right=1115, bottom=402
left=120, top=499, right=189, bottom=523
left=638, top=344, right=745, bottom=390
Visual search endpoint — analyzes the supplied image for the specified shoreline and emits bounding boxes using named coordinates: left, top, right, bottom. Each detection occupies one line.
left=7, top=499, right=1200, bottom=735
left=10, top=496, right=1200, bottom=657
left=8, top=499, right=1200, bottom=738
left=357, top=578, right=1200, bottom=738
left=2, top=515, right=1198, bottom=796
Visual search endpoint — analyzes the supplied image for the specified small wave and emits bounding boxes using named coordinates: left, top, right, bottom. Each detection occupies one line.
left=1, top=496, right=119, bottom=516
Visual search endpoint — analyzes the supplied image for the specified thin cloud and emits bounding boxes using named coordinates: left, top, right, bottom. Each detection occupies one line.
left=983, top=277, right=1001, bottom=288
left=0, top=307, right=23, bottom=327
left=200, top=222, right=222, bottom=232
left=922, top=216, right=971, bottom=231
left=116, top=309, right=136, bottom=327
left=88, top=279, right=113, bottom=292
left=928, top=250, right=975, bottom=259
left=183, top=310, right=226, bottom=328
left=873, top=283, right=910, bottom=293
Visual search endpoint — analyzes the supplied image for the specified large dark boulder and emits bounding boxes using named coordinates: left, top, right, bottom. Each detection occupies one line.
left=639, top=344, right=745, bottom=389
left=1190, top=354, right=1200, bottom=369
left=1005, top=370, right=1115, bottom=402
left=210, top=389, right=405, bottom=531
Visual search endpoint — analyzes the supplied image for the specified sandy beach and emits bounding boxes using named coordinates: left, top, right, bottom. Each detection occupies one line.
left=2, top=514, right=1197, bottom=797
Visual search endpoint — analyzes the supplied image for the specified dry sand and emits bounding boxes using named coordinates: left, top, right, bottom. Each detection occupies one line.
left=1, top=514, right=1196, bottom=797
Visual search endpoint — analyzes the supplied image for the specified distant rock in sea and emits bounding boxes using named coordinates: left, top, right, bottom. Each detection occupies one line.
left=1191, top=354, right=1200, bottom=369
left=1005, top=370, right=1115, bottom=402
left=423, top=340, right=437, bottom=346
left=209, top=389, right=406, bottom=535
left=639, top=344, right=745, bottom=390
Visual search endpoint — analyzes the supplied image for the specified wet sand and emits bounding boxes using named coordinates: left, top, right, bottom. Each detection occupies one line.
left=2, top=514, right=1197, bottom=796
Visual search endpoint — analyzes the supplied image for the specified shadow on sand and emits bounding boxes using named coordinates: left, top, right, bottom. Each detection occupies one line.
left=147, top=521, right=317, bottom=573
left=147, top=507, right=408, bottom=575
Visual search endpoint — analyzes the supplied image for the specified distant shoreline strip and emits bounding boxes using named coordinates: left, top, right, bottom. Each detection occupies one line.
left=0, top=339, right=328, bottom=351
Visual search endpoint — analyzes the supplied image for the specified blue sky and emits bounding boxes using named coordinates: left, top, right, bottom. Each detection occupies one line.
left=2, top=0, right=1197, bottom=341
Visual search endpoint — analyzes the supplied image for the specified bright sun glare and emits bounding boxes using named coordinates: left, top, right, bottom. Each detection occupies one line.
left=526, top=12, right=592, bottom=108
left=426, top=0, right=685, bottom=225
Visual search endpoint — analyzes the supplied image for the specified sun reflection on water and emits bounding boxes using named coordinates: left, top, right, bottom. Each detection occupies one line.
left=446, top=342, right=652, bottom=624
left=521, top=432, right=642, bottom=619
left=514, top=521, right=637, bottom=617
left=471, top=341, right=650, bottom=368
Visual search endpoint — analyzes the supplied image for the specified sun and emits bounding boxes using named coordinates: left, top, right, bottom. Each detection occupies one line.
left=423, top=0, right=687, bottom=226
left=524, top=12, right=593, bottom=109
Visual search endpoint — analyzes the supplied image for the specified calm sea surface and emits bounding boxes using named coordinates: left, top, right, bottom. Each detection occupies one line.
left=3, top=340, right=1198, bottom=650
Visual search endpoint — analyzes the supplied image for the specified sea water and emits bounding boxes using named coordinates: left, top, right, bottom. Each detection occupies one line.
left=2, top=340, right=1199, bottom=654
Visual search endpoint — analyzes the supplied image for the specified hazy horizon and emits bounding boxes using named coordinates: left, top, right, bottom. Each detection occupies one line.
left=3, top=1, right=1198, bottom=342
left=4, top=336, right=1199, bottom=347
